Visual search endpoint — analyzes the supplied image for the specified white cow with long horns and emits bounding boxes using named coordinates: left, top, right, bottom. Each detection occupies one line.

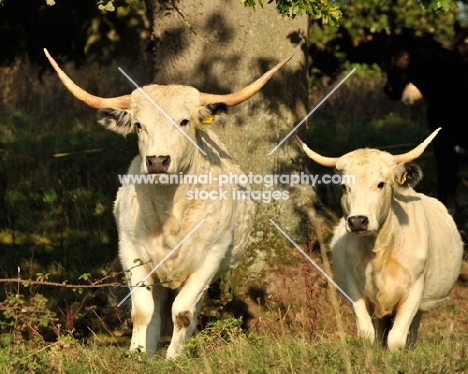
left=297, top=128, right=463, bottom=351
left=45, top=48, right=291, bottom=358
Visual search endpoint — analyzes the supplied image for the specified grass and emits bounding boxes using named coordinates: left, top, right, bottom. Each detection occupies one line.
left=1, top=324, right=467, bottom=373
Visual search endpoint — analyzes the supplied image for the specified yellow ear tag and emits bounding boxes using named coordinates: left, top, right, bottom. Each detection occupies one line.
left=397, top=171, right=408, bottom=185
left=202, top=116, right=214, bottom=124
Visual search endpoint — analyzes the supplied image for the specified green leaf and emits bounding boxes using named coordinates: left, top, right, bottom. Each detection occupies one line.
left=78, top=272, right=92, bottom=282
left=0, top=334, right=13, bottom=347
left=36, top=272, right=50, bottom=282
left=42, top=188, right=57, bottom=203
left=4, top=190, right=27, bottom=203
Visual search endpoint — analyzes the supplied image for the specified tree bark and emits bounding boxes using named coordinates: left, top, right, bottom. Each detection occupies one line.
left=145, top=0, right=312, bottom=264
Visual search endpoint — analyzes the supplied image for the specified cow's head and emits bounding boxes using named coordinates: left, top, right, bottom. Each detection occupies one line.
left=297, top=128, right=440, bottom=235
left=96, top=86, right=228, bottom=174
left=382, top=38, right=412, bottom=101
left=44, top=49, right=291, bottom=174
left=454, top=21, right=468, bottom=63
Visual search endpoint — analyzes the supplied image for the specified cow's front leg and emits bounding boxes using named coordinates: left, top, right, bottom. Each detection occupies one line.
left=346, top=276, right=375, bottom=342
left=166, top=267, right=217, bottom=358
left=387, top=279, right=424, bottom=351
left=127, top=266, right=164, bottom=357
left=352, top=298, right=375, bottom=342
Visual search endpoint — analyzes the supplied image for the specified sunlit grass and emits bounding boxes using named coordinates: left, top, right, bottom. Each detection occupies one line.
left=1, top=327, right=467, bottom=374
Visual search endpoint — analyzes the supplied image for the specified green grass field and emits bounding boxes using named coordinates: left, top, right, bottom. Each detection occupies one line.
left=1, top=65, right=467, bottom=373
left=1, top=303, right=467, bottom=373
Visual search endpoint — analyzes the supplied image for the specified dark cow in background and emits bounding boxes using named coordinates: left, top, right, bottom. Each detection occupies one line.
left=383, top=33, right=468, bottom=214
left=400, top=23, right=468, bottom=106
left=454, top=21, right=468, bottom=63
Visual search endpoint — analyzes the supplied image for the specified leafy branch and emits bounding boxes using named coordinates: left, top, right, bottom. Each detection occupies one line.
left=240, top=0, right=456, bottom=25
left=37, top=0, right=458, bottom=27
left=0, top=258, right=154, bottom=290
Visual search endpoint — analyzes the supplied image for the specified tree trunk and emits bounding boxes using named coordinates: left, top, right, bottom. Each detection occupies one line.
left=145, top=0, right=312, bottom=270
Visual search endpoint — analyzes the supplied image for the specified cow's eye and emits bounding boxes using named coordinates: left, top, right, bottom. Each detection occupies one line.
left=377, top=182, right=385, bottom=189
left=135, top=122, right=142, bottom=130
left=180, top=119, right=189, bottom=127
left=341, top=185, right=348, bottom=193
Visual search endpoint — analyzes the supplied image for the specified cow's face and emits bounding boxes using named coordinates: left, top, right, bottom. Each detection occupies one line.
left=337, top=150, right=395, bottom=235
left=298, top=129, right=437, bottom=235
left=453, top=22, right=468, bottom=62
left=97, top=85, right=226, bottom=174
left=336, top=150, right=423, bottom=235
left=383, top=48, right=411, bottom=101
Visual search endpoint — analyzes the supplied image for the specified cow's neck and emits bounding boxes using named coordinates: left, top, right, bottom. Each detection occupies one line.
left=367, top=205, right=397, bottom=264
left=363, top=206, right=409, bottom=316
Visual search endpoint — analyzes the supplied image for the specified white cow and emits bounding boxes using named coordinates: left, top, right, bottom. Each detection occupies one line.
left=297, top=129, right=463, bottom=351
left=45, top=49, right=291, bottom=358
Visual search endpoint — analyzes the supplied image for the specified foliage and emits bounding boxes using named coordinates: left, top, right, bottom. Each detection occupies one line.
left=0, top=108, right=136, bottom=339
left=96, top=0, right=146, bottom=12
left=307, top=0, right=458, bottom=82
left=28, top=0, right=459, bottom=27
left=240, top=0, right=456, bottom=24
left=241, top=0, right=342, bottom=25
left=0, top=0, right=148, bottom=66
left=1, top=291, right=56, bottom=342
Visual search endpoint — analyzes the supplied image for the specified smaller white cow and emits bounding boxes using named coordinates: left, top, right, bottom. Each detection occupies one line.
left=297, top=129, right=463, bottom=351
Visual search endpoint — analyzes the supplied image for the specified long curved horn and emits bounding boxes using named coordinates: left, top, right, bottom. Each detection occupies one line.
left=44, top=48, right=131, bottom=109
left=296, top=135, right=338, bottom=168
left=199, top=55, right=293, bottom=107
left=393, top=127, right=441, bottom=164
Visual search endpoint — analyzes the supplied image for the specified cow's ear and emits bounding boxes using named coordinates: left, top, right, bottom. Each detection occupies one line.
left=196, top=103, right=228, bottom=128
left=394, top=162, right=423, bottom=188
left=97, top=108, right=133, bottom=136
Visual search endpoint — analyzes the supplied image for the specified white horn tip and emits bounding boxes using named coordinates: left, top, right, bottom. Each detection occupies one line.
left=296, top=136, right=313, bottom=154
left=295, top=135, right=305, bottom=148
left=423, top=127, right=442, bottom=145
left=281, top=54, right=294, bottom=66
